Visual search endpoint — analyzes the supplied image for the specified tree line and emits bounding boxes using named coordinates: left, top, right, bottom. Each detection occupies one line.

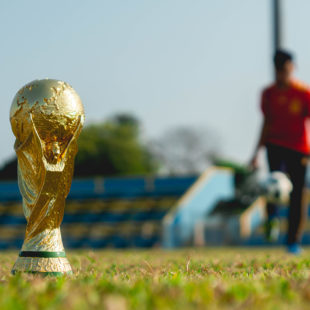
left=0, top=113, right=220, bottom=180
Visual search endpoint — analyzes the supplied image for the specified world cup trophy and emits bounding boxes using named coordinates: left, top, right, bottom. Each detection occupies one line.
left=10, top=79, right=84, bottom=275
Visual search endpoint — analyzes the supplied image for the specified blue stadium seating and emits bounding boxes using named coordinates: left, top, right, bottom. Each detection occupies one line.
left=0, top=175, right=197, bottom=249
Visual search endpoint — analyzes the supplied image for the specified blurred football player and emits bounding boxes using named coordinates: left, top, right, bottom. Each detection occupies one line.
left=250, top=49, right=310, bottom=254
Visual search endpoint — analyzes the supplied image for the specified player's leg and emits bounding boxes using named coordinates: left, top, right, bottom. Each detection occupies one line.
left=265, top=144, right=285, bottom=241
left=285, top=151, right=307, bottom=252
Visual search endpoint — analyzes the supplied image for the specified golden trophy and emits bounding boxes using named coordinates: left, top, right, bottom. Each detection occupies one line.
left=10, top=79, right=84, bottom=275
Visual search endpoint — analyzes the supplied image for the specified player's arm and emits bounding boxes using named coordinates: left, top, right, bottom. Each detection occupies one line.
left=249, top=90, right=269, bottom=169
left=304, top=87, right=310, bottom=117
left=249, top=119, right=268, bottom=169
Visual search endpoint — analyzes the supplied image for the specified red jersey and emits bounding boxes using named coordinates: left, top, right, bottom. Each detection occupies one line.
left=261, top=80, right=310, bottom=154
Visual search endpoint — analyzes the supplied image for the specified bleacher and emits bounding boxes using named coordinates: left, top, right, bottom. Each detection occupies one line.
left=0, top=175, right=197, bottom=249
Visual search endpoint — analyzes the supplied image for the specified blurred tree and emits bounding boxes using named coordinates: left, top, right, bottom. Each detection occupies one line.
left=150, top=126, right=220, bottom=175
left=0, top=158, right=17, bottom=180
left=74, top=113, right=157, bottom=177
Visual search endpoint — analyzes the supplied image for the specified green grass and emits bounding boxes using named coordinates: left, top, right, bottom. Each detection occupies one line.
left=1, top=248, right=310, bottom=309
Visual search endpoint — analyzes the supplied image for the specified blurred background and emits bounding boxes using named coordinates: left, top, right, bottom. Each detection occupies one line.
left=0, top=0, right=310, bottom=249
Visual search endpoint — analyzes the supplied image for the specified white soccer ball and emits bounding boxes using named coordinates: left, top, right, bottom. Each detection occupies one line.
left=261, top=171, right=293, bottom=205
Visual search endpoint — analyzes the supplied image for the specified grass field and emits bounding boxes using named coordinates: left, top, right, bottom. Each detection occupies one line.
left=1, top=248, right=310, bottom=310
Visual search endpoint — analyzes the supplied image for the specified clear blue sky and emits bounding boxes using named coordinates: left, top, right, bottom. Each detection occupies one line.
left=1, top=0, right=310, bottom=166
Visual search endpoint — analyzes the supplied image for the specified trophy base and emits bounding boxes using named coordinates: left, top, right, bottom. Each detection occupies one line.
left=11, top=251, right=72, bottom=275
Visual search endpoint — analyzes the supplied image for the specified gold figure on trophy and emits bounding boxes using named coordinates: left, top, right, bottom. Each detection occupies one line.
left=10, top=79, right=84, bottom=275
